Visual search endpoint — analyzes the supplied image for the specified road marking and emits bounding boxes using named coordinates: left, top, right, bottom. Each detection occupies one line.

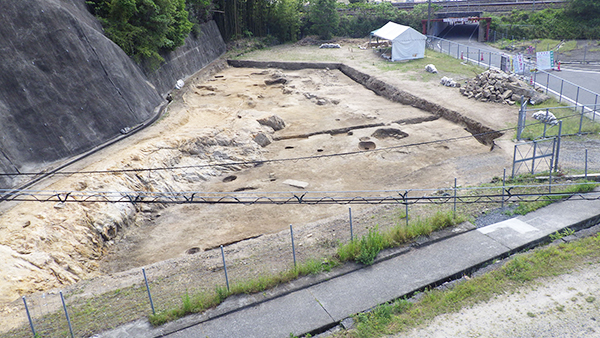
left=478, top=218, right=538, bottom=235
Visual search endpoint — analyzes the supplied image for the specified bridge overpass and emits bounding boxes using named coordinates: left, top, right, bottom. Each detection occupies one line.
left=393, top=0, right=566, bottom=14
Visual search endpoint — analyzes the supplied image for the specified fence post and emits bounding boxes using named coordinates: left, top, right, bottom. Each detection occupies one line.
left=531, top=141, right=539, bottom=175
left=545, top=73, right=550, bottom=94
left=576, top=87, right=580, bottom=108
left=512, top=143, right=518, bottom=178
left=348, top=207, right=353, bottom=241
left=467, top=46, right=469, bottom=64
left=220, top=246, right=230, bottom=291
left=579, top=104, right=585, bottom=135
left=554, top=121, right=563, bottom=171
left=594, top=95, right=598, bottom=122
left=453, top=178, right=457, bottom=217
left=559, top=80, right=564, bottom=103
left=290, top=224, right=297, bottom=268
left=585, top=149, right=588, bottom=180
left=404, top=191, right=409, bottom=227
left=142, top=268, right=156, bottom=315
left=60, top=291, right=74, bottom=338
left=22, top=297, right=36, bottom=338
left=543, top=109, right=549, bottom=138
left=502, top=168, right=506, bottom=209
left=488, top=51, right=492, bottom=69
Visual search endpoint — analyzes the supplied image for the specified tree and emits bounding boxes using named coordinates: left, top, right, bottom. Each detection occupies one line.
left=309, top=0, right=339, bottom=40
left=271, top=0, right=303, bottom=42
left=86, top=0, right=193, bottom=69
left=567, top=0, right=600, bottom=22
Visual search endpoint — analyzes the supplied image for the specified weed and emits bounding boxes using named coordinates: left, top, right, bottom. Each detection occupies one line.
left=586, top=296, right=596, bottom=303
left=527, top=311, right=536, bottom=317
left=550, top=228, right=575, bottom=241
left=556, top=304, right=565, bottom=312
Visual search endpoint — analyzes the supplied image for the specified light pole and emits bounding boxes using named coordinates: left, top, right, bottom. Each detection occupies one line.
left=427, top=0, right=432, bottom=35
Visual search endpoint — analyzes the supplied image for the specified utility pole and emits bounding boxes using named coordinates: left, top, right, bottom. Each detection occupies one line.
left=427, top=0, right=432, bottom=36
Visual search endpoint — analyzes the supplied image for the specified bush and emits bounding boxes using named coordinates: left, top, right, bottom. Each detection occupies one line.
left=86, top=0, right=193, bottom=69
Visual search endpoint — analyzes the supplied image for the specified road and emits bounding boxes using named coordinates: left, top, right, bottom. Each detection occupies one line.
left=434, top=25, right=600, bottom=109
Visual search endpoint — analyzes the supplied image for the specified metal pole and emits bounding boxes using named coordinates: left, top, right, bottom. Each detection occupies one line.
left=554, top=121, right=562, bottom=171
left=453, top=178, right=457, bottom=217
left=531, top=141, right=538, bottom=175
left=576, top=87, right=580, bottom=108
left=488, top=51, right=492, bottom=69
left=290, top=224, right=297, bottom=268
left=404, top=191, right=409, bottom=227
left=467, top=46, right=469, bottom=64
left=427, top=0, right=432, bottom=36
left=579, top=104, right=585, bottom=134
left=349, top=207, right=353, bottom=241
left=512, top=143, right=518, bottom=178
left=585, top=149, right=588, bottom=180
left=142, top=268, right=155, bottom=315
left=543, top=108, right=549, bottom=138
left=559, top=80, right=563, bottom=102
left=220, top=245, right=230, bottom=291
left=545, top=73, right=550, bottom=94
left=22, top=297, right=36, bottom=338
left=594, top=95, right=598, bottom=122
left=60, top=291, right=74, bottom=338
left=478, top=49, right=481, bottom=66
left=501, top=168, right=506, bottom=209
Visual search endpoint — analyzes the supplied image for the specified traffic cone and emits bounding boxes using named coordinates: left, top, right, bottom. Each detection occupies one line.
left=461, top=51, right=464, bottom=60
left=481, top=53, right=484, bottom=61
left=557, top=61, right=561, bottom=71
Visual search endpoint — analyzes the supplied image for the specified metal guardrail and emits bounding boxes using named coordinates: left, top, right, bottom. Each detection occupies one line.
left=427, top=36, right=600, bottom=119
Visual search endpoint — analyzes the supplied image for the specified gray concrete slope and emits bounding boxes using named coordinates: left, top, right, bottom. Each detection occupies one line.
left=97, top=193, right=600, bottom=338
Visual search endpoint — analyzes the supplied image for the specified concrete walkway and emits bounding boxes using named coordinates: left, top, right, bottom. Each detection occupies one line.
left=97, top=193, right=600, bottom=338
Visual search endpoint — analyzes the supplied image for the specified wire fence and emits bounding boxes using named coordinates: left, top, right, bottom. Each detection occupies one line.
left=427, top=36, right=600, bottom=118
left=3, top=180, right=600, bottom=338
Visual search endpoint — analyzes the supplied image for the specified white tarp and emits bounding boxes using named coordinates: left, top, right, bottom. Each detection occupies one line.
left=371, top=21, right=426, bottom=61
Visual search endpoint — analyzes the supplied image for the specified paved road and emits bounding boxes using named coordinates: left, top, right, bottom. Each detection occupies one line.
left=434, top=27, right=600, bottom=109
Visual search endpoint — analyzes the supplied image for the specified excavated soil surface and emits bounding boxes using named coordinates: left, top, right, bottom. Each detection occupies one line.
left=0, top=41, right=524, bottom=333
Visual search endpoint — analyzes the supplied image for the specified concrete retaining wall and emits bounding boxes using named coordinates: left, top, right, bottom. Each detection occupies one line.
left=0, top=1, right=226, bottom=189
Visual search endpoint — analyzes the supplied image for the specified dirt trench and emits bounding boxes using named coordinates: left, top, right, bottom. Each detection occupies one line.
left=0, top=55, right=518, bottom=332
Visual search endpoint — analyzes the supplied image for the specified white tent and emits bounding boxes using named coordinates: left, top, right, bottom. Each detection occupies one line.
left=371, top=22, right=426, bottom=61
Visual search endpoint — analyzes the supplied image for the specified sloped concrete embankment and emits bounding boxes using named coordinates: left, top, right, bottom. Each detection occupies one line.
left=0, top=0, right=225, bottom=189
left=227, top=60, right=503, bottom=145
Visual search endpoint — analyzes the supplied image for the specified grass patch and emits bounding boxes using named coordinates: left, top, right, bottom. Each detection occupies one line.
left=375, top=50, right=481, bottom=80
left=333, top=233, right=600, bottom=338
left=520, top=101, right=600, bottom=140
left=508, top=180, right=598, bottom=216
left=338, top=211, right=466, bottom=265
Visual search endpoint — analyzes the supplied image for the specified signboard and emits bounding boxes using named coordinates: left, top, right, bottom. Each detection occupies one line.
left=536, top=51, right=554, bottom=70
left=442, top=17, right=479, bottom=25
left=514, top=54, right=525, bottom=74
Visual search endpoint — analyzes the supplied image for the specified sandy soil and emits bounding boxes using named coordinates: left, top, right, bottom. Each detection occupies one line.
left=0, top=38, right=525, bottom=333
left=400, top=262, right=600, bottom=338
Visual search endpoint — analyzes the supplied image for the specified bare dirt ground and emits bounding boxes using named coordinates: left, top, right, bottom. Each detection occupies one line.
left=399, top=262, right=600, bottom=338
left=0, top=39, right=528, bottom=333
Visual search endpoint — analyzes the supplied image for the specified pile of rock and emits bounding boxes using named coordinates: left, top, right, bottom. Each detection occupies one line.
left=460, top=69, right=549, bottom=105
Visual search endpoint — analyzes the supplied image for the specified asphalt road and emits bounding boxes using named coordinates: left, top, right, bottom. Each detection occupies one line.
left=434, top=25, right=600, bottom=108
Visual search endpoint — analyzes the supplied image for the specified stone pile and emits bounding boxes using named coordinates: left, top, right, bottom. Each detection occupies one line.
left=460, top=69, right=549, bottom=105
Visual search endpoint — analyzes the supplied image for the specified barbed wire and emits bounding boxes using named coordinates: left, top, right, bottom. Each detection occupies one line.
left=2, top=186, right=597, bottom=206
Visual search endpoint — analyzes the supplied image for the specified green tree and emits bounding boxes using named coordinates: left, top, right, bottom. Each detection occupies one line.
left=271, top=0, right=303, bottom=42
left=87, top=0, right=193, bottom=69
left=309, top=0, right=339, bottom=40
left=567, top=0, right=600, bottom=22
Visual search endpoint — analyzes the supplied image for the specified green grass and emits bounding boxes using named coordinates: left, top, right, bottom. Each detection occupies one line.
left=338, top=211, right=466, bottom=265
left=520, top=101, right=600, bottom=140
left=375, top=50, right=481, bottom=80
left=507, top=180, right=598, bottom=216
left=333, top=233, right=600, bottom=338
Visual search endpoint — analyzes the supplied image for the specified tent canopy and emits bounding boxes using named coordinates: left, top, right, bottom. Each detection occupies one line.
left=371, top=21, right=426, bottom=61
